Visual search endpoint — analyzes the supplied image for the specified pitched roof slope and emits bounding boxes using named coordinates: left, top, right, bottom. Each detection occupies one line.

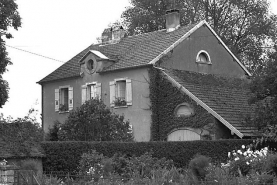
left=38, top=23, right=197, bottom=83
left=164, top=69, right=256, bottom=137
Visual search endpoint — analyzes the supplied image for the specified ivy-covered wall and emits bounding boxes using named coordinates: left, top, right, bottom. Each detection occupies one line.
left=149, top=67, right=231, bottom=141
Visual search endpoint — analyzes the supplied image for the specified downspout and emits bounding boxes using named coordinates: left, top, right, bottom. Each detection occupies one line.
left=41, top=84, right=45, bottom=140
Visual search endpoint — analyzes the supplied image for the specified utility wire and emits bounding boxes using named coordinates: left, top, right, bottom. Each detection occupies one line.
left=5, top=44, right=65, bottom=63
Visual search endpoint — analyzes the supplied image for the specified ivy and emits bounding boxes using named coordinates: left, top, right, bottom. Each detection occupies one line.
left=149, top=68, right=214, bottom=141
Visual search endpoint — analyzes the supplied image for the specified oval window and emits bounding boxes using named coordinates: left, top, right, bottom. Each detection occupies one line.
left=87, top=59, right=94, bottom=70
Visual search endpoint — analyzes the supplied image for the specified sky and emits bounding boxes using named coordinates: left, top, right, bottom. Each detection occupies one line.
left=1, top=0, right=277, bottom=122
left=1, top=0, right=130, bottom=121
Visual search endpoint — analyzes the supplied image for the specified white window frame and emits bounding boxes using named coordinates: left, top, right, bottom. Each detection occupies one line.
left=81, top=82, right=101, bottom=104
left=196, top=50, right=212, bottom=64
left=55, top=85, right=73, bottom=113
left=110, top=78, right=132, bottom=108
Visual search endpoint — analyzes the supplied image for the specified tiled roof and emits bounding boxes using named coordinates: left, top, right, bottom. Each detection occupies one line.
left=164, top=69, right=256, bottom=137
left=38, top=23, right=197, bottom=83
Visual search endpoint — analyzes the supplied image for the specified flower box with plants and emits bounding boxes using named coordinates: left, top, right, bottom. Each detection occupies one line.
left=114, top=97, right=127, bottom=107
left=59, top=104, right=68, bottom=112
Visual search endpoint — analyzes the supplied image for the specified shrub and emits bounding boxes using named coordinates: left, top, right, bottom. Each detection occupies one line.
left=265, top=153, right=277, bottom=175
left=41, top=139, right=252, bottom=173
left=58, top=99, right=133, bottom=142
left=189, top=154, right=210, bottom=181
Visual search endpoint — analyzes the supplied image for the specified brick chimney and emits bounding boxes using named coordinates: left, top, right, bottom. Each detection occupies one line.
left=101, top=26, right=125, bottom=44
left=101, top=28, right=112, bottom=43
left=165, top=9, right=180, bottom=32
left=111, top=26, right=125, bottom=41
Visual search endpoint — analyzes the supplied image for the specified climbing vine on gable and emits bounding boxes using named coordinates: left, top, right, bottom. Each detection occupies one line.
left=149, top=67, right=214, bottom=141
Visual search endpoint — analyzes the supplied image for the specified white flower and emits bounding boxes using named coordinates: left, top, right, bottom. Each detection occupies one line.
left=243, top=152, right=247, bottom=156
left=228, top=152, right=231, bottom=158
left=237, top=150, right=242, bottom=155
left=246, top=161, right=250, bottom=165
left=242, top=145, right=245, bottom=149
left=235, top=157, right=239, bottom=161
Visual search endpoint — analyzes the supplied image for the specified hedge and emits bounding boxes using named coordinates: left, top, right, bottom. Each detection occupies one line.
left=41, top=139, right=253, bottom=173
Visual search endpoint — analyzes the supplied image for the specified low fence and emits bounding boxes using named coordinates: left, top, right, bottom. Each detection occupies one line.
left=0, top=169, right=39, bottom=185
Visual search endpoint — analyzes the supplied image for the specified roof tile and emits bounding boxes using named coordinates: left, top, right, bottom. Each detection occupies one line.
left=38, top=23, right=197, bottom=83
left=164, top=69, right=256, bottom=136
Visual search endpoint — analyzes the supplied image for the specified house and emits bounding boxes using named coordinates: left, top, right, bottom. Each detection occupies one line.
left=38, top=9, right=256, bottom=141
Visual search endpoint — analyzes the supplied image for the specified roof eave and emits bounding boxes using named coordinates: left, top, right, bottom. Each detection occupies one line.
left=161, top=69, right=244, bottom=138
left=37, top=75, right=81, bottom=85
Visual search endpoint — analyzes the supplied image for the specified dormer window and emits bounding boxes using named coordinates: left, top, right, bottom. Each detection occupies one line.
left=196, top=50, right=211, bottom=64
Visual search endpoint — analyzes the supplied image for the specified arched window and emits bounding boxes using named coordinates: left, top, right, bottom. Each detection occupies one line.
left=174, top=103, right=194, bottom=117
left=196, top=50, right=211, bottom=64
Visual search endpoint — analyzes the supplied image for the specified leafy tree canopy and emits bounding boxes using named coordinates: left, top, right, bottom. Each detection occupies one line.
left=56, top=99, right=133, bottom=141
left=249, top=47, right=277, bottom=129
left=121, top=0, right=277, bottom=73
left=0, top=0, right=21, bottom=107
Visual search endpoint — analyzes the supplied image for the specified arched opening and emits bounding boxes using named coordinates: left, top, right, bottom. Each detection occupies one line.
left=167, top=129, right=200, bottom=141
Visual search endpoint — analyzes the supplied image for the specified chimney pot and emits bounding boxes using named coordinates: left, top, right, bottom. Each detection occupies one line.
left=165, top=9, right=180, bottom=32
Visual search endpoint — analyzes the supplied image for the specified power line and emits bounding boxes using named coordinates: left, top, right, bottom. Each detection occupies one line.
left=5, top=44, right=65, bottom=63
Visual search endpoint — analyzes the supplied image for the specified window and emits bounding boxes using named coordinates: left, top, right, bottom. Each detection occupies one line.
left=110, top=78, right=132, bottom=107
left=174, top=103, right=194, bottom=117
left=87, top=59, right=94, bottom=70
left=85, top=58, right=97, bottom=74
left=196, top=50, right=211, bottom=64
left=81, top=82, right=101, bottom=104
left=55, top=86, right=73, bottom=112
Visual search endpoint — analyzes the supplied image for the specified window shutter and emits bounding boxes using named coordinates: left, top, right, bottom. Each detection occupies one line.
left=126, top=79, right=132, bottom=105
left=55, top=89, right=59, bottom=112
left=109, top=81, right=115, bottom=107
left=96, top=83, right=102, bottom=100
left=86, top=86, right=90, bottom=100
left=68, top=87, right=73, bottom=110
left=81, top=85, right=87, bottom=104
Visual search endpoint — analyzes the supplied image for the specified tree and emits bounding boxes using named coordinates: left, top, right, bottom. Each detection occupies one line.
left=249, top=46, right=277, bottom=129
left=0, top=0, right=21, bottom=107
left=121, top=0, right=277, bottom=73
left=57, top=99, right=133, bottom=141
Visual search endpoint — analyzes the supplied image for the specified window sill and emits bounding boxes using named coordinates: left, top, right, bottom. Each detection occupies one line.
left=59, top=111, right=69, bottom=114
left=196, top=61, right=212, bottom=65
left=114, top=105, right=128, bottom=109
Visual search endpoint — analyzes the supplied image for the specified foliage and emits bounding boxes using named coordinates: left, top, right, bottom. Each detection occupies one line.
left=41, top=139, right=252, bottom=173
left=57, top=99, right=133, bottom=142
left=249, top=49, right=277, bottom=133
left=0, top=120, right=43, bottom=156
left=41, top=143, right=277, bottom=184
left=45, top=120, right=61, bottom=141
left=122, top=0, right=277, bottom=73
left=114, top=97, right=127, bottom=107
left=0, top=0, right=21, bottom=107
left=189, top=155, right=210, bottom=182
left=149, top=68, right=215, bottom=141
left=78, top=150, right=174, bottom=182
